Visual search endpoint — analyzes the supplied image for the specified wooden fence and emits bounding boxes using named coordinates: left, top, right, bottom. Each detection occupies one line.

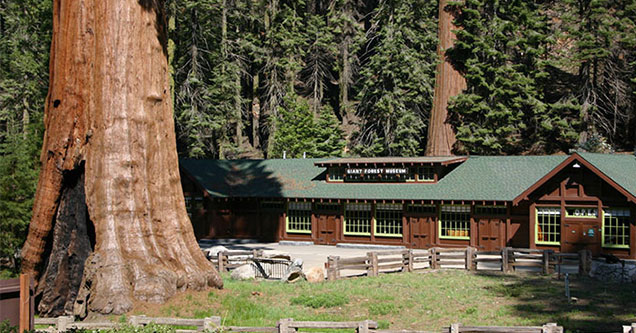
left=210, top=250, right=265, bottom=272
left=326, top=247, right=591, bottom=281
left=35, top=316, right=570, bottom=333
left=624, top=323, right=636, bottom=333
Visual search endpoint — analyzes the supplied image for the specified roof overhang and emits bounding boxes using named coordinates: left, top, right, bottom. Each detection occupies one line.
left=512, top=153, right=636, bottom=205
left=314, top=156, right=468, bottom=168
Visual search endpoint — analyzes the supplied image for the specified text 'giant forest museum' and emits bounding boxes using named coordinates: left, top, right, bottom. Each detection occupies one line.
left=180, top=153, right=636, bottom=259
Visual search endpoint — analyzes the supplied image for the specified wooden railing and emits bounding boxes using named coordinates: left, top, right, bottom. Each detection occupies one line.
left=35, top=316, right=377, bottom=333
left=623, top=323, right=636, bottom=333
left=34, top=316, right=569, bottom=333
left=211, top=250, right=265, bottom=272
left=448, top=322, right=562, bottom=333
left=326, top=247, right=592, bottom=281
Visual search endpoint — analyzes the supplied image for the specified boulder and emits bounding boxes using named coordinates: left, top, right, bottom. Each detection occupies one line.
left=305, top=266, right=325, bottom=283
left=231, top=264, right=256, bottom=280
left=204, top=245, right=229, bottom=259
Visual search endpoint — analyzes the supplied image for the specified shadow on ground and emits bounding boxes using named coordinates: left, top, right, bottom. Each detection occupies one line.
left=475, top=271, right=636, bottom=333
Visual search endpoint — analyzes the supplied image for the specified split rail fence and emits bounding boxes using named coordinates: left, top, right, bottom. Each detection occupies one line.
left=210, top=250, right=265, bottom=272
left=34, top=316, right=568, bottom=333
left=326, top=247, right=591, bottom=281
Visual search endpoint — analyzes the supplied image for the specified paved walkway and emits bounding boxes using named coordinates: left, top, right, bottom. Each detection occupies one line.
left=199, top=239, right=378, bottom=270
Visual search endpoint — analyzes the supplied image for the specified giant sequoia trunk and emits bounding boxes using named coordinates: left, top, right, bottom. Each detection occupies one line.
left=425, top=0, right=466, bottom=156
left=21, top=0, right=222, bottom=317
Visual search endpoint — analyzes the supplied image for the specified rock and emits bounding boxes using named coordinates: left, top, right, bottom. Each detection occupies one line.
left=291, top=258, right=304, bottom=269
left=305, top=266, right=325, bottom=283
left=231, top=264, right=256, bottom=280
left=204, top=246, right=229, bottom=259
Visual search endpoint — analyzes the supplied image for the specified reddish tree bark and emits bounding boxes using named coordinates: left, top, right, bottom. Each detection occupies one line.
left=426, top=0, right=466, bottom=156
left=21, top=0, right=222, bottom=317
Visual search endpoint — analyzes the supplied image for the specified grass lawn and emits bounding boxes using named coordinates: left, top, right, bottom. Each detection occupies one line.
left=129, top=270, right=635, bottom=333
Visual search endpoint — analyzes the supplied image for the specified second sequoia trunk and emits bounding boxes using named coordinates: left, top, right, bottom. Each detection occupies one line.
left=426, top=0, right=466, bottom=156
left=21, top=0, right=222, bottom=317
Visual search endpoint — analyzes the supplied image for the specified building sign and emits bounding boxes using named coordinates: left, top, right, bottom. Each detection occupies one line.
left=565, top=207, right=598, bottom=218
left=345, top=168, right=408, bottom=175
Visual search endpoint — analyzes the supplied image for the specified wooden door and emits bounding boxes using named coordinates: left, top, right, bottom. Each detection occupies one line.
left=317, top=215, right=338, bottom=245
left=409, top=216, right=434, bottom=248
left=563, top=221, right=601, bottom=255
left=260, top=213, right=280, bottom=242
left=477, top=218, right=502, bottom=251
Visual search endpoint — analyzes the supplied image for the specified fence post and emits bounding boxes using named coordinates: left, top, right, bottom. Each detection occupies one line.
left=370, top=252, right=379, bottom=276
left=450, top=323, right=461, bottom=333
left=401, top=250, right=410, bottom=272
left=431, top=247, right=438, bottom=269
left=578, top=250, right=590, bottom=276
left=218, top=252, right=225, bottom=272
left=19, top=274, right=32, bottom=333
left=542, top=250, right=551, bottom=275
left=465, top=247, right=475, bottom=271
left=501, top=247, right=510, bottom=273
left=56, top=316, right=73, bottom=332
left=327, top=256, right=338, bottom=281
left=129, top=315, right=146, bottom=327
left=542, top=322, right=562, bottom=333
left=278, top=318, right=293, bottom=333
left=408, top=249, right=414, bottom=272
left=204, top=316, right=222, bottom=331
left=357, top=320, right=370, bottom=333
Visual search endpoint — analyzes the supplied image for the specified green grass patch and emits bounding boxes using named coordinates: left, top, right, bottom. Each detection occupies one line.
left=290, top=294, right=349, bottom=309
left=130, top=270, right=636, bottom=332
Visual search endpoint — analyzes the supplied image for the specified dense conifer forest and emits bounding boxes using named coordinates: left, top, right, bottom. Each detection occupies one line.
left=0, top=0, right=635, bottom=263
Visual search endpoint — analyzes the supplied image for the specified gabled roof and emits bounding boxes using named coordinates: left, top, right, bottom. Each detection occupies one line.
left=180, top=153, right=636, bottom=203
left=512, top=152, right=636, bottom=205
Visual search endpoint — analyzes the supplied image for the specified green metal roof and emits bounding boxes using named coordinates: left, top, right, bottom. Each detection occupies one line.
left=180, top=153, right=635, bottom=202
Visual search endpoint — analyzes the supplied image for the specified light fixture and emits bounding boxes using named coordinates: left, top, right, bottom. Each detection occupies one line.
left=573, top=163, right=581, bottom=168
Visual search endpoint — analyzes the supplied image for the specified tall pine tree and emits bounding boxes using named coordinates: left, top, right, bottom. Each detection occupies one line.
left=353, top=0, right=437, bottom=156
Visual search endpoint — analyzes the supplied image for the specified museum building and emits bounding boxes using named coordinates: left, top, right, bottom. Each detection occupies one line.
left=180, top=152, right=636, bottom=258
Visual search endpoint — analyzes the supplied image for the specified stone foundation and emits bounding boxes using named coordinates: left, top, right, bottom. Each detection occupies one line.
left=589, top=260, right=636, bottom=283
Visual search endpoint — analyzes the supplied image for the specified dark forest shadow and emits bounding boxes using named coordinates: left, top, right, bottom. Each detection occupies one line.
left=181, top=159, right=285, bottom=242
left=474, top=271, right=636, bottom=332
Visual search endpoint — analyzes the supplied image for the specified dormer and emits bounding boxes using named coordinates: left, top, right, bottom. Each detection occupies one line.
left=315, top=156, right=467, bottom=183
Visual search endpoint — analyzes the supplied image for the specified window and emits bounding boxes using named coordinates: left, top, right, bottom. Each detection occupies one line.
left=439, top=205, right=470, bottom=239
left=603, top=208, right=630, bottom=249
left=316, top=202, right=341, bottom=212
left=475, top=205, right=506, bottom=216
left=375, top=204, right=403, bottom=237
left=418, top=167, right=435, bottom=182
left=185, top=196, right=203, bottom=217
left=261, top=200, right=285, bottom=212
left=407, top=204, right=437, bottom=214
left=406, top=168, right=417, bottom=181
left=344, top=203, right=372, bottom=236
left=328, top=167, right=344, bottom=181
left=286, top=202, right=312, bottom=234
left=536, top=207, right=561, bottom=245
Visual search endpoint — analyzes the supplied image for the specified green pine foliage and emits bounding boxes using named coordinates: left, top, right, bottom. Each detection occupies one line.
left=353, top=0, right=438, bottom=156
left=447, top=0, right=573, bottom=154
left=270, top=93, right=345, bottom=159
left=0, top=0, right=50, bottom=268
left=554, top=0, right=636, bottom=150
left=0, top=125, right=40, bottom=269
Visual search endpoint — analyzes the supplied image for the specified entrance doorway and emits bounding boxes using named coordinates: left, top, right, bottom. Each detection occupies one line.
left=563, top=221, right=601, bottom=255
left=409, top=216, right=435, bottom=248
left=317, top=215, right=338, bottom=245
left=477, top=218, right=503, bottom=251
